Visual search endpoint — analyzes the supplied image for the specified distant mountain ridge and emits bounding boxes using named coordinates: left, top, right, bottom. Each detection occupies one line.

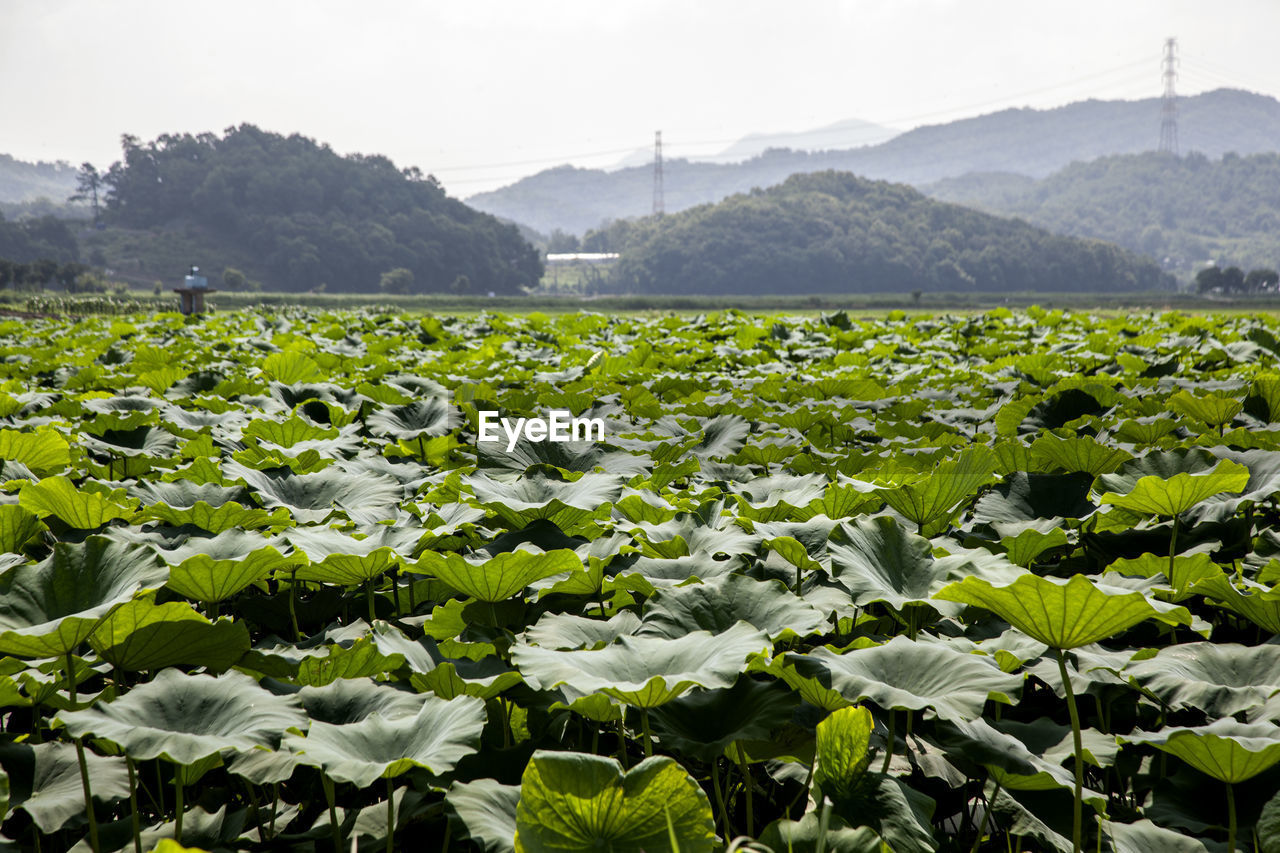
left=609, top=117, right=901, bottom=169
left=468, top=88, right=1280, bottom=235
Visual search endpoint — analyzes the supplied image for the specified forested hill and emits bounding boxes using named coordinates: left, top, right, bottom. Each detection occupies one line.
left=0, top=155, right=79, bottom=204
left=924, top=151, right=1280, bottom=274
left=468, top=89, right=1280, bottom=235
left=96, top=126, right=542, bottom=293
left=588, top=171, right=1173, bottom=295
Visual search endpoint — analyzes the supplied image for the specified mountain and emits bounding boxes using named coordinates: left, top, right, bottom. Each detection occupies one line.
left=712, top=117, right=900, bottom=162
left=609, top=117, right=900, bottom=169
left=588, top=171, right=1172, bottom=296
left=87, top=125, right=542, bottom=293
left=924, top=150, right=1280, bottom=276
left=468, top=89, right=1280, bottom=235
left=0, top=154, right=80, bottom=205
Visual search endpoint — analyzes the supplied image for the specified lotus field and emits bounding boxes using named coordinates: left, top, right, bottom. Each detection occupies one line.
left=4, top=306, right=1280, bottom=853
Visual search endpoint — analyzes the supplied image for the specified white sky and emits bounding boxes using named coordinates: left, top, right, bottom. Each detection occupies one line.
left=2, top=0, right=1277, bottom=196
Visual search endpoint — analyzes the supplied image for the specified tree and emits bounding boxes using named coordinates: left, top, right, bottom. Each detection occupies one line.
left=222, top=267, right=247, bottom=290
left=1196, top=266, right=1225, bottom=294
left=379, top=267, right=413, bottom=295
left=546, top=229, right=580, bottom=253
left=69, top=162, right=104, bottom=224
left=1221, top=265, right=1246, bottom=293
left=1245, top=268, right=1279, bottom=293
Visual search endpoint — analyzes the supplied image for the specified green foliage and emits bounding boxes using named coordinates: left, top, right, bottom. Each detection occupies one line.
left=1, top=305, right=1280, bottom=853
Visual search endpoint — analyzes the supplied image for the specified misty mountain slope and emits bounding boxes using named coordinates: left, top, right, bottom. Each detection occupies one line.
left=924, top=150, right=1280, bottom=273
left=587, top=170, right=1172, bottom=295
left=0, top=155, right=80, bottom=205
left=468, top=88, right=1280, bottom=235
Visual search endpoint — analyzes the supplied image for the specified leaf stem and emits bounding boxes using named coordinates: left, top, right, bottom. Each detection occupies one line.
left=970, top=780, right=1001, bottom=853
left=174, top=772, right=184, bottom=844
left=322, top=775, right=342, bottom=853
left=127, top=756, right=141, bottom=853
left=1056, top=648, right=1084, bottom=853
left=641, top=707, right=654, bottom=757
left=736, top=742, right=754, bottom=837
left=75, top=738, right=101, bottom=853
left=1227, top=782, right=1237, bottom=853
left=882, top=710, right=896, bottom=773
left=386, top=777, right=396, bottom=853
left=64, top=651, right=77, bottom=707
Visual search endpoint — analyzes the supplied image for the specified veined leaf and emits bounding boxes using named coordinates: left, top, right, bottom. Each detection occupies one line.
left=514, top=751, right=715, bottom=853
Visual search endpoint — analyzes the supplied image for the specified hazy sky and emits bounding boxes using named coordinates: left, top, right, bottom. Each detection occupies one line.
left=3, top=0, right=1277, bottom=196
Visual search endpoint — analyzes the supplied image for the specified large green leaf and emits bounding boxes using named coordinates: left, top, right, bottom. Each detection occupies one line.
left=1124, top=641, right=1280, bottom=717
left=636, top=573, right=829, bottom=641
left=513, top=751, right=715, bottom=853
left=813, top=705, right=874, bottom=809
left=88, top=597, right=250, bottom=672
left=757, top=811, right=887, bottom=853
left=59, top=669, right=307, bottom=765
left=261, top=350, right=322, bottom=384
left=467, top=469, right=625, bottom=528
left=19, top=476, right=138, bottom=529
left=447, top=779, right=521, bottom=853
left=0, top=428, right=71, bottom=476
left=0, top=742, right=129, bottom=834
left=827, top=515, right=947, bottom=609
left=787, top=637, right=1020, bottom=721
left=0, top=504, right=43, bottom=554
left=1099, top=457, right=1249, bottom=517
left=646, top=677, right=799, bottom=762
left=934, top=572, right=1191, bottom=649
left=1120, top=719, right=1280, bottom=783
left=513, top=622, right=769, bottom=707
left=1192, top=574, right=1280, bottom=634
left=411, top=546, right=580, bottom=602
left=879, top=446, right=996, bottom=530
left=0, top=537, right=168, bottom=657
left=366, top=398, right=457, bottom=440
left=283, top=695, right=485, bottom=786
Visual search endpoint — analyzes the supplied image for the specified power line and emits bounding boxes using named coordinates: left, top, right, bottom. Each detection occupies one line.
left=433, top=57, right=1162, bottom=184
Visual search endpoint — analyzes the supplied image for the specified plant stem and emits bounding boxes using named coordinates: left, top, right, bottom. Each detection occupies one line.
left=1056, top=648, right=1084, bottom=853
left=386, top=777, right=396, bottom=853
left=970, top=781, right=1001, bottom=853
left=174, top=774, right=184, bottom=843
left=365, top=578, right=376, bottom=623
left=882, top=711, right=896, bottom=773
left=1169, top=515, right=1180, bottom=593
left=1227, top=782, right=1237, bottom=853
left=127, top=756, right=142, bottom=853
left=711, top=761, right=728, bottom=836
left=641, top=708, right=654, bottom=757
left=75, top=738, right=100, bottom=853
left=323, top=775, right=342, bottom=853
left=288, top=572, right=302, bottom=642
left=64, top=651, right=77, bottom=707
left=736, top=742, right=754, bottom=837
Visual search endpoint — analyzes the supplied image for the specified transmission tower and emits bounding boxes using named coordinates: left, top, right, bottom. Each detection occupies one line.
left=1159, top=37, right=1179, bottom=155
left=652, top=130, right=665, bottom=216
